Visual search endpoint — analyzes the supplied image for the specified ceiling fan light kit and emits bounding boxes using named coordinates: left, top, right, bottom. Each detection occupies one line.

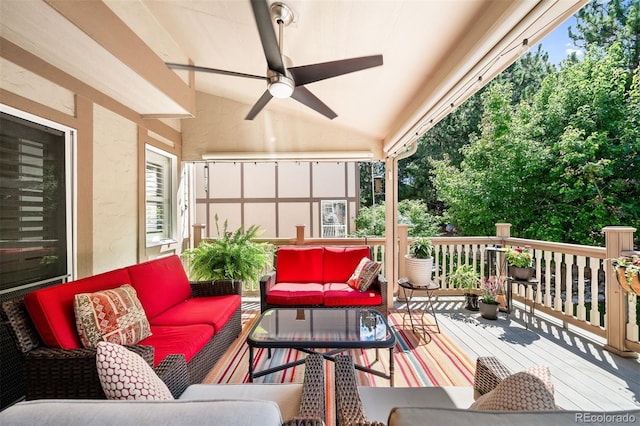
left=268, top=71, right=295, bottom=98
left=166, top=0, right=383, bottom=120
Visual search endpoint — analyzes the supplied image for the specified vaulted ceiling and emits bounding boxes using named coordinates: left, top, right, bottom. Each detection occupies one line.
left=1, top=0, right=587, bottom=160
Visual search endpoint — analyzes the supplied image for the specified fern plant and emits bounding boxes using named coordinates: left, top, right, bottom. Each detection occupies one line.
left=182, top=216, right=273, bottom=283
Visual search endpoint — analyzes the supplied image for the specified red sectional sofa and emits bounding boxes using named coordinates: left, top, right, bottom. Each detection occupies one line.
left=259, top=246, right=388, bottom=316
left=1, top=255, right=241, bottom=400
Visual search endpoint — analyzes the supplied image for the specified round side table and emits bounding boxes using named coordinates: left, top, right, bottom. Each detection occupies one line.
left=397, top=277, right=440, bottom=342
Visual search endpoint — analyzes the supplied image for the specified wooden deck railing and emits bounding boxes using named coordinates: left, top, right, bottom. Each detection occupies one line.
left=191, top=223, right=638, bottom=357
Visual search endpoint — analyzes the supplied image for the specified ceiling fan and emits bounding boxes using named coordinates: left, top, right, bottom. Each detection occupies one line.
left=166, top=0, right=383, bottom=120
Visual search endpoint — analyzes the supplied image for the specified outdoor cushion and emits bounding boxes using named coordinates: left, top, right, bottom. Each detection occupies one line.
left=23, top=268, right=131, bottom=348
left=149, top=294, right=241, bottom=333
left=140, top=324, right=214, bottom=366
left=96, top=341, right=173, bottom=400
left=323, top=283, right=382, bottom=307
left=74, top=284, right=151, bottom=348
left=324, top=246, right=371, bottom=283
left=127, top=255, right=192, bottom=319
left=265, top=282, right=324, bottom=306
left=180, top=383, right=303, bottom=421
left=275, top=247, right=324, bottom=283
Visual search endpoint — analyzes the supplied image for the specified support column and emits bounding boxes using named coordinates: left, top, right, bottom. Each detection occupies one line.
left=603, top=226, right=637, bottom=358
left=384, top=157, right=398, bottom=308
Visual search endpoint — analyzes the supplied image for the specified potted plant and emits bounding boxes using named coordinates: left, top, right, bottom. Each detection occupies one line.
left=182, top=216, right=273, bottom=292
left=505, top=246, right=534, bottom=280
left=448, top=265, right=480, bottom=311
left=612, top=255, right=640, bottom=295
left=405, top=237, right=434, bottom=286
left=478, top=278, right=500, bottom=320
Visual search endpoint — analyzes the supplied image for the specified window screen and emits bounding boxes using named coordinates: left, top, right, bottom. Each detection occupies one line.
left=0, top=112, right=68, bottom=290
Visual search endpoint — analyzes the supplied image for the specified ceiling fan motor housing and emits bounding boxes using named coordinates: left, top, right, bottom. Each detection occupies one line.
left=267, top=70, right=295, bottom=98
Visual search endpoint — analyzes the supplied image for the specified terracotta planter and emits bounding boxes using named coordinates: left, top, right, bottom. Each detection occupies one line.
left=479, top=300, right=499, bottom=320
left=510, top=266, right=533, bottom=281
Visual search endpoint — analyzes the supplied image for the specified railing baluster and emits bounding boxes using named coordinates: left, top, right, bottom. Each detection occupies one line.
left=543, top=250, right=552, bottom=306
left=564, top=255, right=575, bottom=317
left=576, top=256, right=586, bottom=321
left=554, top=251, right=563, bottom=312
left=589, top=257, right=601, bottom=327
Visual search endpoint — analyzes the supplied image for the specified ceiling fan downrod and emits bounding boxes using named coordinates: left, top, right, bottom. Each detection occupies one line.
left=267, top=2, right=295, bottom=98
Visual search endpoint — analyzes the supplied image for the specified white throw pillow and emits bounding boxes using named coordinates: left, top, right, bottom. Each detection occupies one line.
left=96, top=341, right=173, bottom=400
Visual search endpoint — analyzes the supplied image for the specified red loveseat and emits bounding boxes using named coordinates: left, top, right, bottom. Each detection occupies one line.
left=259, top=246, right=388, bottom=316
left=1, top=255, right=241, bottom=400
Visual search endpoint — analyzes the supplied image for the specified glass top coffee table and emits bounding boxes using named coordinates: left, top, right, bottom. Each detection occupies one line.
left=246, top=307, right=396, bottom=385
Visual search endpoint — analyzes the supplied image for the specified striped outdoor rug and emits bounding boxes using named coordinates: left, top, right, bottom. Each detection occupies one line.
left=203, top=310, right=475, bottom=424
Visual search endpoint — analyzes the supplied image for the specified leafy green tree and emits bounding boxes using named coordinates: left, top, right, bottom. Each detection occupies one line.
left=569, top=0, right=640, bottom=73
left=398, top=45, right=555, bottom=214
left=433, top=43, right=640, bottom=245
left=352, top=200, right=441, bottom=238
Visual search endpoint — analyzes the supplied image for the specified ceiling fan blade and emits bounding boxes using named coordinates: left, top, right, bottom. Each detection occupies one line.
left=288, top=55, right=383, bottom=86
left=250, top=0, right=286, bottom=75
left=245, top=90, right=273, bottom=120
left=166, top=63, right=267, bottom=80
left=291, top=86, right=337, bottom=120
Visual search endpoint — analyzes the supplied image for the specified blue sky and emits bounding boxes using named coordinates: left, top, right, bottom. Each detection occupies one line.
left=534, top=16, right=585, bottom=65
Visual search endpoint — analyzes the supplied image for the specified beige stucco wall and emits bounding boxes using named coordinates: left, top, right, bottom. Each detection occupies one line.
left=92, top=105, right=138, bottom=273
left=0, top=58, right=75, bottom=115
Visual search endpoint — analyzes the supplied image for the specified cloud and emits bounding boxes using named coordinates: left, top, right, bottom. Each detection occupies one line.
left=565, top=44, right=584, bottom=59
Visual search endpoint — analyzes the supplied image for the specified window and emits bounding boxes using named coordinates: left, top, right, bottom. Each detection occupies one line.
left=321, top=200, right=347, bottom=238
left=145, top=146, right=176, bottom=246
left=0, top=109, right=73, bottom=291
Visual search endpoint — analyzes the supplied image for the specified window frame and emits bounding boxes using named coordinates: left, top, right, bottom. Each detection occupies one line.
left=144, top=144, right=177, bottom=247
left=0, top=104, right=75, bottom=292
left=321, top=199, right=347, bottom=238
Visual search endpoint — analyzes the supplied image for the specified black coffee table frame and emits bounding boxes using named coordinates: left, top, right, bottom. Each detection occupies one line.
left=246, top=307, right=396, bottom=386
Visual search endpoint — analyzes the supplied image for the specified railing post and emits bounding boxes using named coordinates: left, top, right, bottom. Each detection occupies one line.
left=396, top=224, right=410, bottom=301
left=296, top=224, right=306, bottom=245
left=495, top=223, right=511, bottom=309
left=398, top=224, right=409, bottom=280
left=603, top=226, right=637, bottom=358
left=192, top=224, right=205, bottom=248
left=495, top=223, right=511, bottom=239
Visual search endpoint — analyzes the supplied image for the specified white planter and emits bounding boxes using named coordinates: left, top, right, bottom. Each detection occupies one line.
left=404, top=254, right=434, bottom=286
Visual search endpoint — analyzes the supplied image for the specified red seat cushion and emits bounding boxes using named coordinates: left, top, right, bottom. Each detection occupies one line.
left=265, top=282, right=324, bottom=306
left=127, top=255, right=192, bottom=319
left=322, top=283, right=382, bottom=307
left=323, top=246, right=371, bottom=283
left=140, top=324, right=214, bottom=366
left=276, top=247, right=324, bottom=283
left=149, top=295, right=241, bottom=333
left=23, top=269, right=131, bottom=349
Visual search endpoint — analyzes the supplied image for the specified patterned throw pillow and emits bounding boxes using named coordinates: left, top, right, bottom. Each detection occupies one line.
left=469, top=365, right=556, bottom=411
left=96, top=341, right=173, bottom=400
left=74, top=284, right=151, bottom=348
left=347, top=257, right=382, bottom=292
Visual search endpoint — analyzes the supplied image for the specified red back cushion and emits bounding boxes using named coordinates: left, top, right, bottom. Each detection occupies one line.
left=276, top=247, right=324, bottom=283
left=323, top=246, right=371, bottom=283
left=126, top=255, right=192, bottom=319
left=23, top=269, right=131, bottom=349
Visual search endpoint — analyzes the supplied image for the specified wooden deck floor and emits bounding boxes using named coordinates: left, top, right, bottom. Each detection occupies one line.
left=243, top=297, right=639, bottom=411
left=402, top=296, right=640, bottom=411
